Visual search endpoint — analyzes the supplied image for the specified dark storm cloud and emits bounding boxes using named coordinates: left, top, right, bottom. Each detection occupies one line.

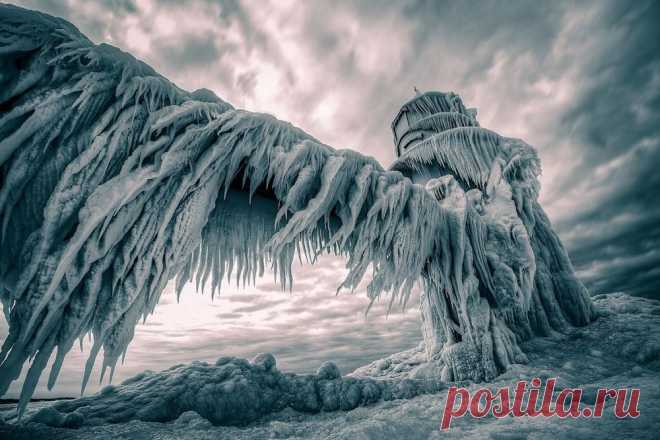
left=19, top=0, right=71, bottom=18
left=546, top=1, right=660, bottom=298
left=152, top=32, right=223, bottom=67
left=235, top=70, right=257, bottom=97
left=213, top=0, right=297, bottom=86
left=400, top=0, right=563, bottom=53
left=558, top=2, right=660, bottom=161
left=99, top=0, right=137, bottom=14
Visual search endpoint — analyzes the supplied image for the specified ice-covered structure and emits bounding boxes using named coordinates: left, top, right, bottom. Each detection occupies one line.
left=388, top=92, right=594, bottom=382
left=0, top=4, right=594, bottom=416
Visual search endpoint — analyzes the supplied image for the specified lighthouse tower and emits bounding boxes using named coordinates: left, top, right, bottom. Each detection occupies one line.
left=385, top=91, right=594, bottom=382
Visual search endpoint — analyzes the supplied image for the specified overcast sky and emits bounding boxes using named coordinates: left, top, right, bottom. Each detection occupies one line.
left=4, top=0, right=660, bottom=398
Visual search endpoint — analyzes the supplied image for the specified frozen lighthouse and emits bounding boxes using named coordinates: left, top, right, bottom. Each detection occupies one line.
left=387, top=91, right=595, bottom=381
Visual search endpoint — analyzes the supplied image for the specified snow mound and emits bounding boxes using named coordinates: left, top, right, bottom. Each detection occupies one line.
left=23, top=355, right=443, bottom=427
left=350, top=343, right=429, bottom=379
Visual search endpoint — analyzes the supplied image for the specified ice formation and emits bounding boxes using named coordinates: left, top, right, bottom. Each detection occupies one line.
left=389, top=92, right=594, bottom=383
left=23, top=354, right=442, bottom=427
left=0, top=4, right=594, bottom=416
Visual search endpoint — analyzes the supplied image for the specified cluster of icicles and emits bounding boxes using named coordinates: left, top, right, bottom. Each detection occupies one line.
left=0, top=5, right=541, bottom=415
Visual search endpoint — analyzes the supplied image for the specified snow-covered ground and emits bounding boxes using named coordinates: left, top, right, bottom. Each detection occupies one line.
left=2, top=293, right=659, bottom=439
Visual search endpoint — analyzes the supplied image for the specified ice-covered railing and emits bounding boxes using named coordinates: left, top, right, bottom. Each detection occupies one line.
left=394, top=112, right=480, bottom=154
left=0, top=5, right=595, bottom=417
left=391, top=91, right=479, bottom=153
left=412, top=112, right=479, bottom=133
left=393, top=127, right=503, bottom=188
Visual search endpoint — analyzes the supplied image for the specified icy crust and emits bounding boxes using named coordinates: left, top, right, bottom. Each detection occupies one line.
left=349, top=343, right=431, bottom=380
left=21, top=355, right=442, bottom=427
left=0, top=4, right=451, bottom=411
